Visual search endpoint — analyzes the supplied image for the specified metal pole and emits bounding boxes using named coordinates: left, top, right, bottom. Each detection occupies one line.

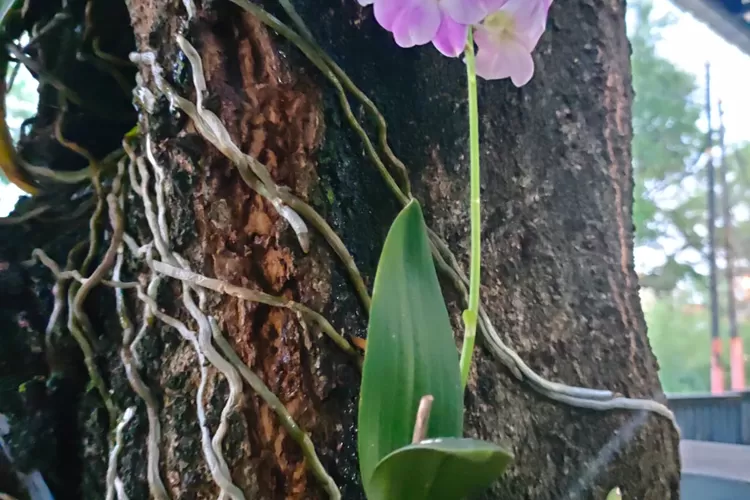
left=706, top=63, right=723, bottom=394
left=719, top=101, right=745, bottom=391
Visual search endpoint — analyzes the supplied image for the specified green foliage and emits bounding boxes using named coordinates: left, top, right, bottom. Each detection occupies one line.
left=638, top=147, right=750, bottom=392
left=630, top=3, right=750, bottom=292
left=358, top=200, right=463, bottom=489
left=644, top=293, right=711, bottom=393
left=631, top=2, right=703, bottom=181
left=631, top=6, right=750, bottom=388
left=724, top=144, right=750, bottom=255
left=630, top=0, right=704, bottom=252
left=644, top=289, right=750, bottom=393
left=358, top=200, right=511, bottom=499
left=629, top=0, right=708, bottom=293
left=638, top=255, right=704, bottom=294
left=367, top=438, right=513, bottom=500
left=628, top=0, right=750, bottom=395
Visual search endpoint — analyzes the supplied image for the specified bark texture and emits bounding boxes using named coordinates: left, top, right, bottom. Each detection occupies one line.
left=0, top=0, right=680, bottom=499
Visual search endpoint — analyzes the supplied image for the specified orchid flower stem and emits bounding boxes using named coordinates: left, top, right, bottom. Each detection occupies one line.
left=459, top=29, right=481, bottom=389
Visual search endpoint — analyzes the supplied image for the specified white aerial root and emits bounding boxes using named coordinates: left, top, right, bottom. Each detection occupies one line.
left=130, top=271, right=160, bottom=368
left=143, top=37, right=372, bottom=311
left=434, top=245, right=677, bottom=423
left=121, top=232, right=143, bottom=257
left=137, top=36, right=371, bottom=311
left=31, top=248, right=138, bottom=289
left=123, top=139, right=144, bottom=197
left=174, top=35, right=277, bottom=195
left=180, top=282, right=244, bottom=491
left=106, top=406, right=135, bottom=500
left=133, top=73, right=156, bottom=115
left=149, top=259, right=357, bottom=358
left=208, top=318, right=341, bottom=500
left=130, top=43, right=311, bottom=252
left=480, top=306, right=673, bottom=420
left=113, top=222, right=170, bottom=500
left=127, top=124, right=342, bottom=497
left=134, top=152, right=246, bottom=500
left=181, top=0, right=196, bottom=19
left=145, top=134, right=169, bottom=245
left=114, top=477, right=130, bottom=500
left=142, top=139, right=245, bottom=490
left=179, top=34, right=311, bottom=251
left=45, top=279, right=66, bottom=338
left=136, top=290, right=246, bottom=500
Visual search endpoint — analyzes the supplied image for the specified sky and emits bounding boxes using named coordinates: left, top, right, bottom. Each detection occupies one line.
left=0, top=183, right=25, bottom=216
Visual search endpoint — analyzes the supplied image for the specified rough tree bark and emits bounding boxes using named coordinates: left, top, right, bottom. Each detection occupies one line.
left=0, top=0, right=680, bottom=499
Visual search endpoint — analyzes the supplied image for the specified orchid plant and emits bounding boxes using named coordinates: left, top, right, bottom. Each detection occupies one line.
left=358, top=0, right=552, bottom=388
left=355, top=1, right=552, bottom=498
left=357, top=0, right=552, bottom=388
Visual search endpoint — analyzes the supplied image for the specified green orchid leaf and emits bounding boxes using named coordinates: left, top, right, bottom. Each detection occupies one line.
left=358, top=200, right=463, bottom=491
left=606, top=487, right=623, bottom=500
left=368, top=437, right=514, bottom=500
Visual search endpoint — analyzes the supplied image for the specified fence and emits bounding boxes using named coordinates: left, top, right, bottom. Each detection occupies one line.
left=668, top=391, right=750, bottom=445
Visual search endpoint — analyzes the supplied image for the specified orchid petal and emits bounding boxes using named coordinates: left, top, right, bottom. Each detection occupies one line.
left=374, top=0, right=408, bottom=32
left=501, top=0, right=550, bottom=40
left=440, top=0, right=508, bottom=25
left=474, top=34, right=534, bottom=86
left=363, top=0, right=550, bottom=65
left=391, top=1, right=442, bottom=48
left=432, top=13, right=468, bottom=57
left=524, top=0, right=553, bottom=48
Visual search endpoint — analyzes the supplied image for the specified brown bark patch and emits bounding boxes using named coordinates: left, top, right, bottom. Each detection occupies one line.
left=185, top=9, right=325, bottom=498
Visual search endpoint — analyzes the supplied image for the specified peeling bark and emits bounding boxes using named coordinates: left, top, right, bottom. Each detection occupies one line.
left=0, top=0, right=680, bottom=499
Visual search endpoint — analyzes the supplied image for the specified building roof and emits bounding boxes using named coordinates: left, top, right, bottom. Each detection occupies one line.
left=669, top=0, right=750, bottom=56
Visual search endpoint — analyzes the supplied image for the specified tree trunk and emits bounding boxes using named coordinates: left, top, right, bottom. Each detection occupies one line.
left=0, top=0, right=680, bottom=499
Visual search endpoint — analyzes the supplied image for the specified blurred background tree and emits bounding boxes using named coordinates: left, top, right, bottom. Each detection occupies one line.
left=630, top=0, right=750, bottom=393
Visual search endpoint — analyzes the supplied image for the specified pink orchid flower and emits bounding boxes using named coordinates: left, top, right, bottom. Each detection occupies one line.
left=356, top=0, right=490, bottom=57
left=474, top=0, right=552, bottom=86
left=357, top=0, right=552, bottom=86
